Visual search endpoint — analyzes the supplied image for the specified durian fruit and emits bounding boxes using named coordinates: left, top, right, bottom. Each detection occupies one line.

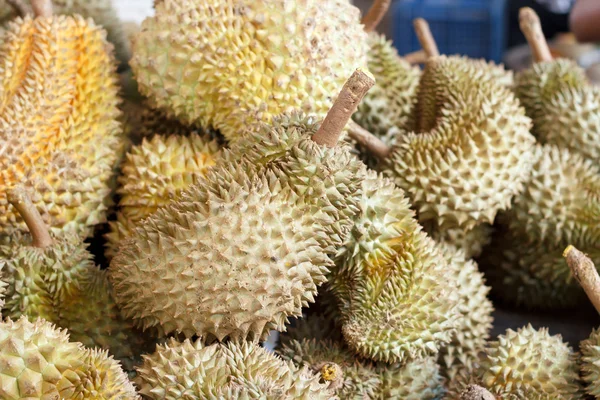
left=0, top=316, right=139, bottom=400
left=0, top=0, right=132, bottom=68
left=109, top=69, right=374, bottom=341
left=130, top=0, right=369, bottom=141
left=478, top=325, right=583, bottom=399
left=330, top=171, right=460, bottom=363
left=581, top=328, right=600, bottom=399
left=376, top=357, right=444, bottom=400
left=105, top=133, right=221, bottom=258
left=499, top=144, right=600, bottom=249
left=437, top=244, right=493, bottom=381
left=135, top=338, right=333, bottom=399
left=423, top=222, right=493, bottom=259
left=515, top=8, right=599, bottom=162
left=0, top=1, right=126, bottom=237
left=1, top=187, right=152, bottom=370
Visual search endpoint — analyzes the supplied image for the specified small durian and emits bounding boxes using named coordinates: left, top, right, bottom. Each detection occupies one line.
left=581, top=329, right=600, bottom=399
left=478, top=324, right=583, bottom=399
left=0, top=0, right=126, bottom=237
left=1, top=187, right=152, bottom=369
left=0, top=316, right=139, bottom=400
left=516, top=8, right=599, bottom=162
left=135, top=338, right=333, bottom=399
left=105, top=133, right=221, bottom=258
left=130, top=0, right=369, bottom=141
left=499, top=144, right=600, bottom=248
left=423, top=222, right=493, bottom=259
left=330, top=171, right=460, bottom=363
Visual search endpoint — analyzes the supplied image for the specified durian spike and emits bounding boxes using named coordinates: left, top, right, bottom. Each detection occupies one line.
left=348, top=120, right=391, bottom=158
left=6, top=0, right=27, bottom=17
left=460, top=385, right=496, bottom=400
left=31, top=0, right=53, bottom=18
left=413, top=18, right=440, bottom=58
left=404, top=49, right=428, bottom=64
left=519, top=7, right=552, bottom=62
left=362, top=0, right=391, bottom=32
left=6, top=187, right=52, bottom=249
left=312, top=68, right=375, bottom=148
left=564, top=245, right=600, bottom=314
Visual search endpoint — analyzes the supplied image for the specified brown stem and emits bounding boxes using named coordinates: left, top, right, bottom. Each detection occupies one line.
left=312, top=69, right=375, bottom=148
left=31, top=0, right=53, bottom=18
left=413, top=18, right=440, bottom=58
left=348, top=121, right=391, bottom=159
left=6, top=187, right=52, bottom=249
left=564, top=245, right=600, bottom=314
left=519, top=7, right=552, bottom=62
left=404, top=49, right=427, bottom=64
left=362, top=0, right=391, bottom=33
left=460, top=385, right=496, bottom=400
left=6, top=0, right=28, bottom=17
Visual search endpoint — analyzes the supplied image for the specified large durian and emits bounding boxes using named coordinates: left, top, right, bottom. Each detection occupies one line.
left=0, top=0, right=126, bottom=237
left=0, top=316, right=139, bottom=400
left=105, top=133, right=221, bottom=258
left=478, top=325, right=583, bottom=399
left=515, top=7, right=599, bottom=162
left=130, top=0, right=369, bottom=141
left=330, top=170, right=460, bottom=363
left=135, top=338, right=332, bottom=399
left=0, top=187, right=152, bottom=370
left=109, top=70, right=374, bottom=340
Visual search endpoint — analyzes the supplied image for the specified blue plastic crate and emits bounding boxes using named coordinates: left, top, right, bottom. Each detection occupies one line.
left=392, top=0, right=507, bottom=63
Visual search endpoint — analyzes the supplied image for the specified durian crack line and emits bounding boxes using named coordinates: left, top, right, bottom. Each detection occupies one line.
left=6, top=0, right=26, bottom=17
left=519, top=7, right=552, bottom=62
left=413, top=18, right=439, bottom=58
left=6, top=186, right=52, bottom=248
left=564, top=245, right=600, bottom=314
left=312, top=69, right=375, bottom=148
left=362, top=0, right=391, bottom=33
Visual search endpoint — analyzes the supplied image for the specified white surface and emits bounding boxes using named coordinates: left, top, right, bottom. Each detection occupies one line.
left=115, top=0, right=154, bottom=24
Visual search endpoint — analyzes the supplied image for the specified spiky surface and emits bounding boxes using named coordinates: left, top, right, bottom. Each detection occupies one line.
left=438, top=244, right=493, bottom=381
left=480, top=229, right=598, bottom=310
left=423, top=222, right=493, bottom=259
left=581, top=328, right=600, bottom=398
left=382, top=56, right=535, bottom=232
left=0, top=15, right=125, bottom=237
left=110, top=163, right=335, bottom=340
left=376, top=357, right=444, bottom=400
left=353, top=33, right=421, bottom=143
left=0, top=232, right=152, bottom=369
left=131, top=0, right=368, bottom=141
left=136, top=338, right=331, bottom=399
left=500, top=145, right=600, bottom=248
left=331, top=172, right=459, bottom=363
left=278, top=314, right=343, bottom=348
left=228, top=112, right=367, bottom=248
left=0, top=317, right=138, bottom=400
left=0, top=0, right=131, bottom=67
left=479, top=325, right=583, bottom=399
left=444, top=368, right=483, bottom=400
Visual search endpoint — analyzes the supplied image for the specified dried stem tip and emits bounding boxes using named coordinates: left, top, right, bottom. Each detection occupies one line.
left=348, top=121, right=391, bottom=159
left=6, top=0, right=28, bottom=17
left=312, top=68, right=375, bottom=148
left=31, top=0, right=53, bottom=18
left=413, top=18, right=440, bottom=58
left=519, top=7, right=552, bottom=63
left=564, top=245, right=600, bottom=314
left=362, top=0, right=391, bottom=33
left=6, top=186, right=52, bottom=249
left=460, top=385, right=497, bottom=400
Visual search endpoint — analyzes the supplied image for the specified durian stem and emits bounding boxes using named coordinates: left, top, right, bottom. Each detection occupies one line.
left=31, top=0, right=53, bottom=18
left=362, top=0, right=391, bottom=32
left=312, top=69, right=375, bottom=148
left=348, top=121, right=391, bottom=159
left=6, top=187, right=52, bottom=249
left=413, top=18, right=440, bottom=58
left=519, top=7, right=552, bottom=62
left=6, top=0, right=27, bottom=17
left=404, top=49, right=427, bottom=64
left=564, top=245, right=600, bottom=314
left=460, top=385, right=496, bottom=400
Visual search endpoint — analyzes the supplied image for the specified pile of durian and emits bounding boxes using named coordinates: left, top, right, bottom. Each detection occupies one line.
left=0, top=0, right=599, bottom=398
